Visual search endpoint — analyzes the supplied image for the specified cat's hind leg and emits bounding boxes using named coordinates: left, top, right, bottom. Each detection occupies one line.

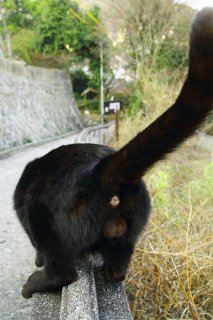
left=22, top=254, right=77, bottom=298
left=35, top=251, right=43, bottom=268
left=22, top=205, right=77, bottom=298
left=101, top=238, right=134, bottom=283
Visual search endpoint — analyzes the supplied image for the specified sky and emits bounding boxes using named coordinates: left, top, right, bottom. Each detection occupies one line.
left=80, top=0, right=213, bottom=10
left=176, top=0, right=213, bottom=9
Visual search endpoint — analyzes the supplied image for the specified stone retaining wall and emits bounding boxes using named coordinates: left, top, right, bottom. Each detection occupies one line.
left=0, top=59, right=83, bottom=151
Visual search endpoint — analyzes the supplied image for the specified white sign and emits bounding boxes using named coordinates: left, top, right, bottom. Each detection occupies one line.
left=109, top=102, right=120, bottom=112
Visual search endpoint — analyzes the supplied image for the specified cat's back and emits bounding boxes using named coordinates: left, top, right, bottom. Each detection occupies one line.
left=14, top=143, right=116, bottom=210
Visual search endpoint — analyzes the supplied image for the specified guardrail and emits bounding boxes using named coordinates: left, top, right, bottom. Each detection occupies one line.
left=77, top=121, right=115, bottom=145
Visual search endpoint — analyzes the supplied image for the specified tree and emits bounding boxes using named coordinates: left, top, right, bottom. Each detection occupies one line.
left=106, top=0, right=194, bottom=72
left=32, top=0, right=101, bottom=61
left=101, top=0, right=195, bottom=115
left=0, top=0, right=109, bottom=66
left=0, top=0, right=33, bottom=32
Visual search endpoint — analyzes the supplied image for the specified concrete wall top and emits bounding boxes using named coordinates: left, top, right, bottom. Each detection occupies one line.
left=0, top=59, right=69, bottom=81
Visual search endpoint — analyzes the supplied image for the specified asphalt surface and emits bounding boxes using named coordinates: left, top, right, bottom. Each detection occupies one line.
left=0, top=132, right=80, bottom=320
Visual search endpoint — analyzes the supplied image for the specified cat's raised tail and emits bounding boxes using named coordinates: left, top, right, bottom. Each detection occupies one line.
left=100, top=8, right=213, bottom=188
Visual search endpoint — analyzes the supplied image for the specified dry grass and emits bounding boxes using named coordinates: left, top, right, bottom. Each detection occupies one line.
left=110, top=74, right=213, bottom=319
left=126, top=142, right=213, bottom=320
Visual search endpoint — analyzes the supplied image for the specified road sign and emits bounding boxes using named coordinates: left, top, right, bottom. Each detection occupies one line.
left=104, top=101, right=122, bottom=114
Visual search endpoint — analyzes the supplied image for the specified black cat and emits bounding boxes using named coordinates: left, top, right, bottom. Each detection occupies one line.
left=14, top=8, right=213, bottom=298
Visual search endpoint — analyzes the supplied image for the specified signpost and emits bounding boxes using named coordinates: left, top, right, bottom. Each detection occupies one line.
left=104, top=101, right=122, bottom=142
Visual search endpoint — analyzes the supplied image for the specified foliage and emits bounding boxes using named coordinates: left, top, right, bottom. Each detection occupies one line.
left=11, top=28, right=36, bottom=63
left=0, top=0, right=113, bottom=112
left=103, top=0, right=195, bottom=115
left=33, top=0, right=99, bottom=58
left=0, top=0, right=33, bottom=32
left=107, top=0, right=194, bottom=71
left=71, top=69, right=91, bottom=99
left=202, top=111, right=213, bottom=135
left=1, top=0, right=101, bottom=59
left=128, top=90, right=145, bottom=116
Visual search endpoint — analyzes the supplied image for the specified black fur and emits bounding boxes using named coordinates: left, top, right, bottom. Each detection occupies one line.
left=14, top=144, right=150, bottom=297
left=14, top=8, right=213, bottom=298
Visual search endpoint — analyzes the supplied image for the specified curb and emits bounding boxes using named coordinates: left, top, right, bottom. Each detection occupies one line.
left=0, top=130, right=81, bottom=160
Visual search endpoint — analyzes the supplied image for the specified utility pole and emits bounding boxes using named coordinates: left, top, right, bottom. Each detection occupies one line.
left=0, top=34, right=4, bottom=58
left=100, top=42, right=104, bottom=124
left=0, top=5, right=4, bottom=58
left=0, top=7, right=12, bottom=58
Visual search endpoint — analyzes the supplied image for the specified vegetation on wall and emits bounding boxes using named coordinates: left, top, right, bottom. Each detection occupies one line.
left=0, top=0, right=101, bottom=61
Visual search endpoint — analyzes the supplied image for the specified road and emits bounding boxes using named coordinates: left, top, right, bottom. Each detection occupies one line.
left=0, top=132, right=80, bottom=320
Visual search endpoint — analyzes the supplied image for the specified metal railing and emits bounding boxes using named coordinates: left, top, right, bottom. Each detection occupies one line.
left=77, top=121, right=115, bottom=145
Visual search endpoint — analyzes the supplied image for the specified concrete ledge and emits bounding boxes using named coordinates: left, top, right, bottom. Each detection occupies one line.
left=93, top=256, right=132, bottom=320
left=31, top=255, right=132, bottom=320
left=60, top=256, right=99, bottom=320
left=31, top=292, right=61, bottom=320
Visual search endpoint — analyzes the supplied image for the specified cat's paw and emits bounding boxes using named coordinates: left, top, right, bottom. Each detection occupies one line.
left=104, top=266, right=127, bottom=283
left=22, top=270, right=77, bottom=298
left=22, top=270, right=46, bottom=298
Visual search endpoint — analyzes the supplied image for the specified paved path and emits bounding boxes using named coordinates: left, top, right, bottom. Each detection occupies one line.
left=0, top=132, right=80, bottom=320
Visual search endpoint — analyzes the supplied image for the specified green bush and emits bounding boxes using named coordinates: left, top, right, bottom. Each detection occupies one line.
left=11, top=29, right=36, bottom=64
left=71, top=69, right=91, bottom=99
